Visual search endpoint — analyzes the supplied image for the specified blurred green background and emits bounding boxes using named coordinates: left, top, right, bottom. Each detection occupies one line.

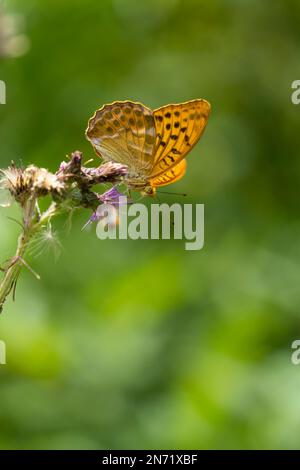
left=1, top=0, right=300, bottom=450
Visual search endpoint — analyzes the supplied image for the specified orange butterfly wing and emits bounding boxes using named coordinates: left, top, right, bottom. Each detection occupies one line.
left=86, top=101, right=156, bottom=174
left=150, top=159, right=187, bottom=188
left=150, top=99, right=211, bottom=179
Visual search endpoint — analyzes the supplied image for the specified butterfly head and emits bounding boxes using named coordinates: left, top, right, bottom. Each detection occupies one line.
left=140, top=185, right=156, bottom=197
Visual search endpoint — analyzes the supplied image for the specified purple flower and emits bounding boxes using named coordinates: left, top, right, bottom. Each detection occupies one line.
left=82, top=187, right=131, bottom=230
left=98, top=186, right=130, bottom=206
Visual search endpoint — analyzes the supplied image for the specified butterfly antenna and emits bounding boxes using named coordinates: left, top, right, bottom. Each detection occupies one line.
left=157, top=191, right=187, bottom=197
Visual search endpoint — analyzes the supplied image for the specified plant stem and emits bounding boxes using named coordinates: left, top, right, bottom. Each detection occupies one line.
left=0, top=201, right=58, bottom=313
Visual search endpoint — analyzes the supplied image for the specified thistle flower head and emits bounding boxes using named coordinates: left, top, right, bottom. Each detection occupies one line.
left=0, top=165, right=29, bottom=204
left=25, top=165, right=65, bottom=196
left=0, top=164, right=65, bottom=205
left=80, top=161, right=128, bottom=186
left=0, top=148, right=133, bottom=313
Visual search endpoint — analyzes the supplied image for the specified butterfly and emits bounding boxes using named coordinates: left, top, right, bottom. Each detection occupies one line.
left=86, top=99, right=211, bottom=196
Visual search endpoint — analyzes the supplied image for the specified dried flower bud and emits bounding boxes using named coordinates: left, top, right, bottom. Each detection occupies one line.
left=0, top=164, right=64, bottom=205
left=81, top=161, right=128, bottom=186
left=57, top=151, right=127, bottom=188
left=0, top=165, right=29, bottom=204
left=25, top=165, right=65, bottom=196
left=56, top=151, right=83, bottom=179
